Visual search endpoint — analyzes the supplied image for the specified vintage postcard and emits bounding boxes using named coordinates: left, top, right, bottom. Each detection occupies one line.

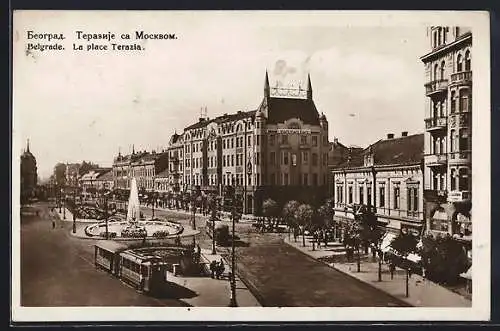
left=12, top=10, right=491, bottom=322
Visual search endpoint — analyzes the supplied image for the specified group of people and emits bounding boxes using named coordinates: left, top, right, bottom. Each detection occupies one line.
left=209, top=258, right=225, bottom=279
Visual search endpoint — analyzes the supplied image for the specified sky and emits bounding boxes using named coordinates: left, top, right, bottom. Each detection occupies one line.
left=14, top=11, right=431, bottom=180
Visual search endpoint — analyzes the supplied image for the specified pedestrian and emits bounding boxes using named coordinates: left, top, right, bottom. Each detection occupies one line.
left=52, top=220, right=55, bottom=229
left=209, top=260, right=216, bottom=278
left=390, top=263, right=395, bottom=280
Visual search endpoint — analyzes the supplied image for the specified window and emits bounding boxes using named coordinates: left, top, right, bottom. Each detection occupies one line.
left=348, top=186, right=353, bottom=204
left=284, top=173, right=288, bottom=185
left=379, top=186, right=385, bottom=207
left=450, top=91, right=456, bottom=113
left=270, top=173, right=275, bottom=185
left=313, top=173, right=318, bottom=186
left=231, top=155, right=234, bottom=166
left=256, top=135, right=260, bottom=146
left=457, top=54, right=463, bottom=72
left=269, top=135, right=275, bottom=146
left=282, top=135, right=288, bottom=145
left=303, top=173, right=308, bottom=186
left=283, top=152, right=289, bottom=165
left=434, top=63, right=439, bottom=81
left=459, top=129, right=469, bottom=151
left=459, top=168, right=469, bottom=191
left=223, top=139, right=226, bottom=149
left=450, top=129, right=456, bottom=152
left=270, top=152, right=276, bottom=165
left=302, top=151, right=309, bottom=165
left=247, top=136, right=251, bottom=146
left=407, top=187, right=419, bottom=212
left=451, top=169, right=457, bottom=191
left=367, top=187, right=372, bottom=206
left=231, top=138, right=234, bottom=148
left=312, top=153, right=318, bottom=166
left=235, top=137, right=239, bottom=148
left=292, top=154, right=297, bottom=166
left=459, top=89, right=469, bottom=112
left=256, top=152, right=260, bottom=165
left=312, top=136, right=318, bottom=147
left=301, top=135, right=307, bottom=145
left=465, top=50, right=471, bottom=71
left=359, top=187, right=364, bottom=204
left=393, top=186, right=400, bottom=209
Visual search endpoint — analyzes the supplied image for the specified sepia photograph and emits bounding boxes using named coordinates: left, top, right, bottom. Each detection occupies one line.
left=11, top=10, right=491, bottom=322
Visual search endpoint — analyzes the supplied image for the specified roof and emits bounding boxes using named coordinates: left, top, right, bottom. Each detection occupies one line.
left=370, top=133, right=423, bottom=166
left=156, top=169, right=169, bottom=178
left=265, top=97, right=320, bottom=125
left=184, top=110, right=256, bottom=131
left=96, top=170, right=113, bottom=181
left=333, top=133, right=424, bottom=170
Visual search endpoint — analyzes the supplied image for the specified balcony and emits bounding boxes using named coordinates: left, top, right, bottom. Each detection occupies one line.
left=448, top=190, right=471, bottom=203
left=448, top=150, right=471, bottom=165
left=424, top=189, right=447, bottom=203
left=425, top=79, right=448, bottom=96
left=449, top=112, right=471, bottom=128
left=425, top=153, right=447, bottom=167
left=425, top=117, right=447, bottom=131
left=450, top=71, right=472, bottom=86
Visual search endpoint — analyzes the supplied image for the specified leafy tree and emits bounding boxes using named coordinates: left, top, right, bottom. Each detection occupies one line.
left=296, top=204, right=314, bottom=247
left=78, top=161, right=99, bottom=176
left=282, top=200, right=300, bottom=238
left=317, top=198, right=334, bottom=228
left=262, top=198, right=279, bottom=228
left=390, top=231, right=418, bottom=297
left=419, top=233, right=470, bottom=284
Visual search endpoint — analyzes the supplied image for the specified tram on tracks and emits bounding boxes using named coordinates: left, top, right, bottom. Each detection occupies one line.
left=94, top=241, right=168, bottom=294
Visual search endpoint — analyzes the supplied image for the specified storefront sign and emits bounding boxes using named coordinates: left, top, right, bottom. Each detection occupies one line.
left=268, top=128, right=312, bottom=134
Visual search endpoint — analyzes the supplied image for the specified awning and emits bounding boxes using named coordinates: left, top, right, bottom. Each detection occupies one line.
left=460, top=266, right=472, bottom=280
left=407, top=253, right=421, bottom=263
left=381, top=233, right=397, bottom=252
left=432, top=210, right=448, bottom=221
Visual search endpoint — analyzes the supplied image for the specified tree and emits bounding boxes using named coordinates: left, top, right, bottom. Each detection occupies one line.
left=78, top=161, right=99, bottom=176
left=419, top=233, right=470, bottom=284
left=262, top=198, right=279, bottom=228
left=317, top=198, right=334, bottom=228
left=296, top=204, right=314, bottom=247
left=390, top=231, right=418, bottom=297
left=282, top=200, right=300, bottom=239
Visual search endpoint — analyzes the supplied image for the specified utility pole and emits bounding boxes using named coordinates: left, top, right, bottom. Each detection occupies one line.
left=104, top=184, right=109, bottom=240
left=229, top=180, right=238, bottom=307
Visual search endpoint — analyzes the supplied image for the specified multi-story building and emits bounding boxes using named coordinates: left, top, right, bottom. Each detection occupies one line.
left=112, top=149, right=169, bottom=192
left=332, top=132, right=424, bottom=241
left=167, top=71, right=331, bottom=214
left=420, top=27, right=472, bottom=253
left=20, top=139, right=37, bottom=202
left=65, top=163, right=80, bottom=188
left=79, top=168, right=112, bottom=192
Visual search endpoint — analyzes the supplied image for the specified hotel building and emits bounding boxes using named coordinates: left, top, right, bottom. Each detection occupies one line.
left=420, top=27, right=472, bottom=253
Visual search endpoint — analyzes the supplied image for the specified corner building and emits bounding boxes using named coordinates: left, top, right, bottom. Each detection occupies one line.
left=420, top=27, right=472, bottom=255
left=168, top=72, right=330, bottom=215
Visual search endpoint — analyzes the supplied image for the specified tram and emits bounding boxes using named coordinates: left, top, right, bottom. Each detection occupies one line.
left=94, top=241, right=129, bottom=275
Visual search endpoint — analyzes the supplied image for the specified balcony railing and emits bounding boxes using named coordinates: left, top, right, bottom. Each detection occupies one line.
left=425, top=79, right=448, bottom=96
left=450, top=71, right=472, bottom=85
left=448, top=150, right=471, bottom=164
left=448, top=190, right=471, bottom=203
left=425, top=117, right=447, bottom=131
left=425, top=153, right=447, bottom=167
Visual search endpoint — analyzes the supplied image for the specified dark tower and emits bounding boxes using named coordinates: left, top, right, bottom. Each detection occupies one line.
left=307, top=73, right=313, bottom=100
left=264, top=70, right=270, bottom=99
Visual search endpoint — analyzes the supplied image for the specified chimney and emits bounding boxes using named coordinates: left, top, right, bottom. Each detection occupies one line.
left=401, top=131, right=408, bottom=137
left=334, top=137, right=338, bottom=144
left=387, top=133, right=394, bottom=139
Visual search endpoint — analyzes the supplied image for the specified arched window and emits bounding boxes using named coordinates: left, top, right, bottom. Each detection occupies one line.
left=459, top=129, right=469, bottom=151
left=440, top=136, right=446, bottom=154
left=450, top=129, right=456, bottom=152
left=457, top=54, right=463, bottom=72
left=450, top=91, right=456, bottom=113
left=434, top=64, right=439, bottom=80
left=440, top=61, right=445, bottom=79
left=465, top=50, right=471, bottom=71
left=434, top=137, right=440, bottom=154
left=440, top=100, right=446, bottom=117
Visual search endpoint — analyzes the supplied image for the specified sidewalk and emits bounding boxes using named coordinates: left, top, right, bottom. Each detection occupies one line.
left=283, top=236, right=472, bottom=307
left=165, top=248, right=261, bottom=307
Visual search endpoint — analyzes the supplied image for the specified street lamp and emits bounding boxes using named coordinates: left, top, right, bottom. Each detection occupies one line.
left=62, top=187, right=66, bottom=220
left=100, top=183, right=110, bottom=239
left=228, top=178, right=240, bottom=307
left=72, top=187, right=77, bottom=234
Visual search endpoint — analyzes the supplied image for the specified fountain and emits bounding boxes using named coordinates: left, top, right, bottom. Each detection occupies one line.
left=83, top=178, right=188, bottom=240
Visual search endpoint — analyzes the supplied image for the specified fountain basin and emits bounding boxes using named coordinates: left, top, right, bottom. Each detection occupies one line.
left=85, top=218, right=184, bottom=239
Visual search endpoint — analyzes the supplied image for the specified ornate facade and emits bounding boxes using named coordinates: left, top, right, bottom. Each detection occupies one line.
left=420, top=27, right=472, bottom=254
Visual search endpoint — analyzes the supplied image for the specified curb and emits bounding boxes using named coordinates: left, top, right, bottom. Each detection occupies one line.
left=282, top=238, right=412, bottom=307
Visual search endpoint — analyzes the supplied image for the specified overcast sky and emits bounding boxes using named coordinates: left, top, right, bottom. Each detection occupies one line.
left=14, top=11, right=432, bottom=179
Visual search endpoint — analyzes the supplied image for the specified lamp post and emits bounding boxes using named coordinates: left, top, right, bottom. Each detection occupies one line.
left=72, top=187, right=77, bottom=234
left=228, top=178, right=239, bottom=307
left=101, top=183, right=109, bottom=239
left=62, top=187, right=66, bottom=220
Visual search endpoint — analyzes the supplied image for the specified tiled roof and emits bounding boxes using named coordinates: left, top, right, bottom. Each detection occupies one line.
left=265, top=97, right=320, bottom=125
left=371, top=133, right=424, bottom=166
left=184, top=110, right=256, bottom=131
left=333, top=133, right=424, bottom=170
